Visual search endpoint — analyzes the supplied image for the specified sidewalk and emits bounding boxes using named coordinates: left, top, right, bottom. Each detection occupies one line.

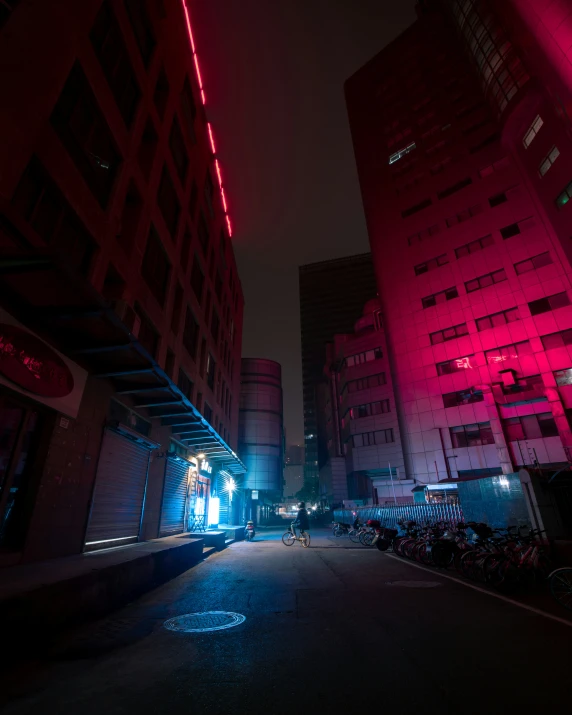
left=0, top=529, right=238, bottom=659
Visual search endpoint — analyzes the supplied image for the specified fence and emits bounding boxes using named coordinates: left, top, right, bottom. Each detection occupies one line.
left=333, top=503, right=464, bottom=529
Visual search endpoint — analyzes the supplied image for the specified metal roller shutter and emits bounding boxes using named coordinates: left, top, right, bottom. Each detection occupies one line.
left=84, top=430, right=150, bottom=551
left=159, top=457, right=190, bottom=536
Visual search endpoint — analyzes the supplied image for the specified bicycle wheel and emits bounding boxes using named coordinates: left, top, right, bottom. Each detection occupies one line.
left=301, top=532, right=311, bottom=548
left=334, top=526, right=344, bottom=538
left=460, top=549, right=483, bottom=580
left=549, top=567, right=572, bottom=611
left=348, top=529, right=361, bottom=544
left=361, top=531, right=374, bottom=547
left=282, top=531, right=295, bottom=546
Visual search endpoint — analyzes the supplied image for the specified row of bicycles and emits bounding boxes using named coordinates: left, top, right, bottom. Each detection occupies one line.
left=332, top=518, right=572, bottom=611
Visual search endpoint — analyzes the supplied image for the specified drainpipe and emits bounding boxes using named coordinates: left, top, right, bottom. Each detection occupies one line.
left=475, top=384, right=514, bottom=475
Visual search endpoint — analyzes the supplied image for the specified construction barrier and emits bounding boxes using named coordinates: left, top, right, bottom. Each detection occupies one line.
left=333, top=503, right=464, bottom=529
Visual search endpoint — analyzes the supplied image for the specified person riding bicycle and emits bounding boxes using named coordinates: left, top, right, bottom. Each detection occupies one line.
left=353, top=516, right=361, bottom=530
left=291, top=502, right=309, bottom=539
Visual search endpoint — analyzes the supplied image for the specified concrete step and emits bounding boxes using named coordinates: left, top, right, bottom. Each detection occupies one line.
left=202, top=546, right=217, bottom=558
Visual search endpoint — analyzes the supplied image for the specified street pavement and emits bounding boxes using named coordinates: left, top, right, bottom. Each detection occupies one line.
left=1, top=525, right=571, bottom=715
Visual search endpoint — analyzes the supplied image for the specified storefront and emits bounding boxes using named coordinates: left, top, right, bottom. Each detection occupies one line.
left=159, top=453, right=196, bottom=537
left=0, top=308, right=88, bottom=562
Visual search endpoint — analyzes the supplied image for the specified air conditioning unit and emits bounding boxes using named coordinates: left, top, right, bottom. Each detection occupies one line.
left=113, top=299, right=141, bottom=338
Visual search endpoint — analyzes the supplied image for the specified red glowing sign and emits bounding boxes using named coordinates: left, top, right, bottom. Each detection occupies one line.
left=0, top=324, right=74, bottom=398
left=180, top=0, right=233, bottom=237
left=455, top=357, right=473, bottom=370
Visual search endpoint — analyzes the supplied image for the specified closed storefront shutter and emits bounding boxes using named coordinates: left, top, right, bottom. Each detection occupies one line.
left=84, top=429, right=151, bottom=551
left=159, top=457, right=190, bottom=536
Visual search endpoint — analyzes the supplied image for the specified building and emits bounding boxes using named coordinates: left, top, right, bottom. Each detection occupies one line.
left=283, top=444, right=304, bottom=503
left=238, top=359, right=284, bottom=523
left=299, top=254, right=377, bottom=497
left=0, top=0, right=245, bottom=564
left=318, top=299, right=410, bottom=507
left=345, top=0, right=572, bottom=536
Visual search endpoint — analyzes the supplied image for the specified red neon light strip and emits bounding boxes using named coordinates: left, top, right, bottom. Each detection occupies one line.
left=180, top=0, right=232, bottom=236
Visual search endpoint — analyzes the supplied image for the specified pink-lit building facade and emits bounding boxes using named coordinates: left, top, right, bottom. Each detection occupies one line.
left=319, top=299, right=411, bottom=507
left=346, top=0, right=572, bottom=536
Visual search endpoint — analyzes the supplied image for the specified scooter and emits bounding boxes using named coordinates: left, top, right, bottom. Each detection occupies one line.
left=245, top=521, right=256, bottom=541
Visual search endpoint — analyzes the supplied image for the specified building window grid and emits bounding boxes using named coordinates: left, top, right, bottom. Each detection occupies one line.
left=388, top=141, right=416, bottom=165
left=352, top=428, right=394, bottom=448
left=465, top=268, right=507, bottom=293
left=347, top=399, right=391, bottom=421
left=341, top=372, right=387, bottom=396
left=408, top=224, right=440, bottom=246
left=514, top=252, right=553, bottom=275
left=484, top=340, right=532, bottom=369
left=443, top=386, right=484, bottom=408
left=450, top=422, right=494, bottom=448
left=476, top=307, right=519, bottom=332
left=455, top=233, right=494, bottom=258
left=504, top=413, right=558, bottom=441
left=539, top=146, right=560, bottom=177
left=430, top=323, right=468, bottom=345
left=344, top=348, right=383, bottom=368
left=422, top=286, right=459, bottom=309
left=523, top=115, right=544, bottom=149
left=541, top=329, right=572, bottom=351
left=446, top=203, right=482, bottom=227
left=529, top=292, right=571, bottom=316
left=437, top=354, right=475, bottom=376
left=414, top=254, right=449, bottom=276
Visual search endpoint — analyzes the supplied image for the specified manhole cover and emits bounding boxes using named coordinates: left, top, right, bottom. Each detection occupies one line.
left=163, top=611, right=246, bottom=633
left=385, top=580, right=442, bottom=588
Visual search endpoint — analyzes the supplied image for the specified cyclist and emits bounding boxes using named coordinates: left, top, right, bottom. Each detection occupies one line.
left=291, top=502, right=309, bottom=540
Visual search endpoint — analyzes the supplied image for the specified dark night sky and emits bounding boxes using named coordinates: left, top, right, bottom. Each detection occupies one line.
left=191, top=0, right=417, bottom=444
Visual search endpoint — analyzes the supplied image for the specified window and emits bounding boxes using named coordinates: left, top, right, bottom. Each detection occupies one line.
left=204, top=171, right=215, bottom=218
left=90, top=2, right=140, bottom=127
left=203, top=402, right=213, bottom=424
left=345, top=348, right=382, bottom=367
left=198, top=211, right=210, bottom=253
left=541, top=329, right=572, bottom=351
left=157, top=166, right=180, bottom=237
left=555, top=368, right=572, bottom=387
left=489, top=191, right=508, bottom=207
left=504, top=413, right=558, bottom=441
left=180, top=77, right=197, bottom=144
left=352, top=429, right=394, bottom=448
left=211, top=310, right=220, bottom=342
left=436, top=355, right=475, bottom=375
left=455, top=234, right=494, bottom=258
left=555, top=180, right=572, bottom=209
left=118, top=180, right=142, bottom=252
left=124, top=0, right=155, bottom=67
left=446, top=203, right=482, bottom=227
left=136, top=306, right=159, bottom=358
left=401, top=198, right=432, bottom=218
left=169, top=117, right=188, bottom=183
left=171, top=283, right=183, bottom=334
left=389, top=141, right=416, bottom=165
left=476, top=307, right=519, bottom=332
left=500, top=218, right=535, bottom=239
left=430, top=323, right=468, bottom=345
left=189, top=180, right=199, bottom=218
left=177, top=369, right=194, bottom=402
left=523, top=115, right=543, bottom=148
left=414, top=254, right=448, bottom=275
left=465, top=269, right=507, bottom=293
left=484, top=341, right=532, bottom=367
left=469, top=133, right=500, bottom=154
left=443, top=387, right=484, bottom=408
left=206, top=353, right=216, bottom=390
left=12, top=157, right=95, bottom=275
left=421, top=286, right=459, bottom=309
left=407, top=224, right=440, bottom=245
left=50, top=63, right=121, bottom=208
left=539, top=146, right=560, bottom=177
left=437, top=177, right=472, bottom=200
left=514, top=252, right=553, bottom=275
left=190, top=257, right=204, bottom=304
left=141, top=226, right=170, bottom=306
left=138, top=118, right=158, bottom=179
left=153, top=66, right=170, bottom=119
left=450, top=423, right=494, bottom=448
left=529, top=292, right=570, bottom=316
left=183, top=307, right=199, bottom=359
left=348, top=400, right=390, bottom=420
left=479, top=156, right=509, bottom=178
left=342, top=372, right=386, bottom=395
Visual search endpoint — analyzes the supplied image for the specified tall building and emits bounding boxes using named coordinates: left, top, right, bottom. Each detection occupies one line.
left=345, top=0, right=572, bottom=536
left=0, top=0, right=245, bottom=563
left=239, top=358, right=284, bottom=523
left=283, top=444, right=304, bottom=500
left=299, top=254, right=377, bottom=496
left=319, top=299, right=410, bottom=507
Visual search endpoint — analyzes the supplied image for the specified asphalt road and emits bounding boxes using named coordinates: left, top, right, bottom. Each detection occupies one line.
left=2, top=526, right=571, bottom=715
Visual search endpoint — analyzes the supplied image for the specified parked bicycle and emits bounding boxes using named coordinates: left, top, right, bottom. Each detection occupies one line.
left=548, top=567, right=572, bottom=611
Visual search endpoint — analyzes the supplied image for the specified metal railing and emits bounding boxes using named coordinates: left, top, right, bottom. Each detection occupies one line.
left=333, top=503, right=464, bottom=529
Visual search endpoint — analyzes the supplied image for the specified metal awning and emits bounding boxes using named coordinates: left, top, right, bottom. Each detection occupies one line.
left=0, top=250, right=245, bottom=476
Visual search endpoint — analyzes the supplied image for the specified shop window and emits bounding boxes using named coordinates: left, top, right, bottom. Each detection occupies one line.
left=450, top=422, right=494, bottom=448
left=137, top=119, right=158, bottom=179
left=476, top=307, right=519, bottom=331
left=514, top=252, right=553, bottom=275
left=141, top=226, right=170, bottom=306
left=183, top=307, right=199, bottom=360
left=157, top=166, right=180, bottom=238
left=169, top=116, right=188, bottom=183
left=190, top=256, right=205, bottom=304
left=90, top=2, right=140, bottom=127
left=50, top=63, right=121, bottom=208
left=12, top=157, right=96, bottom=275
left=529, top=292, right=570, bottom=316
left=153, top=65, right=170, bottom=119
left=124, top=0, right=155, bottom=67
